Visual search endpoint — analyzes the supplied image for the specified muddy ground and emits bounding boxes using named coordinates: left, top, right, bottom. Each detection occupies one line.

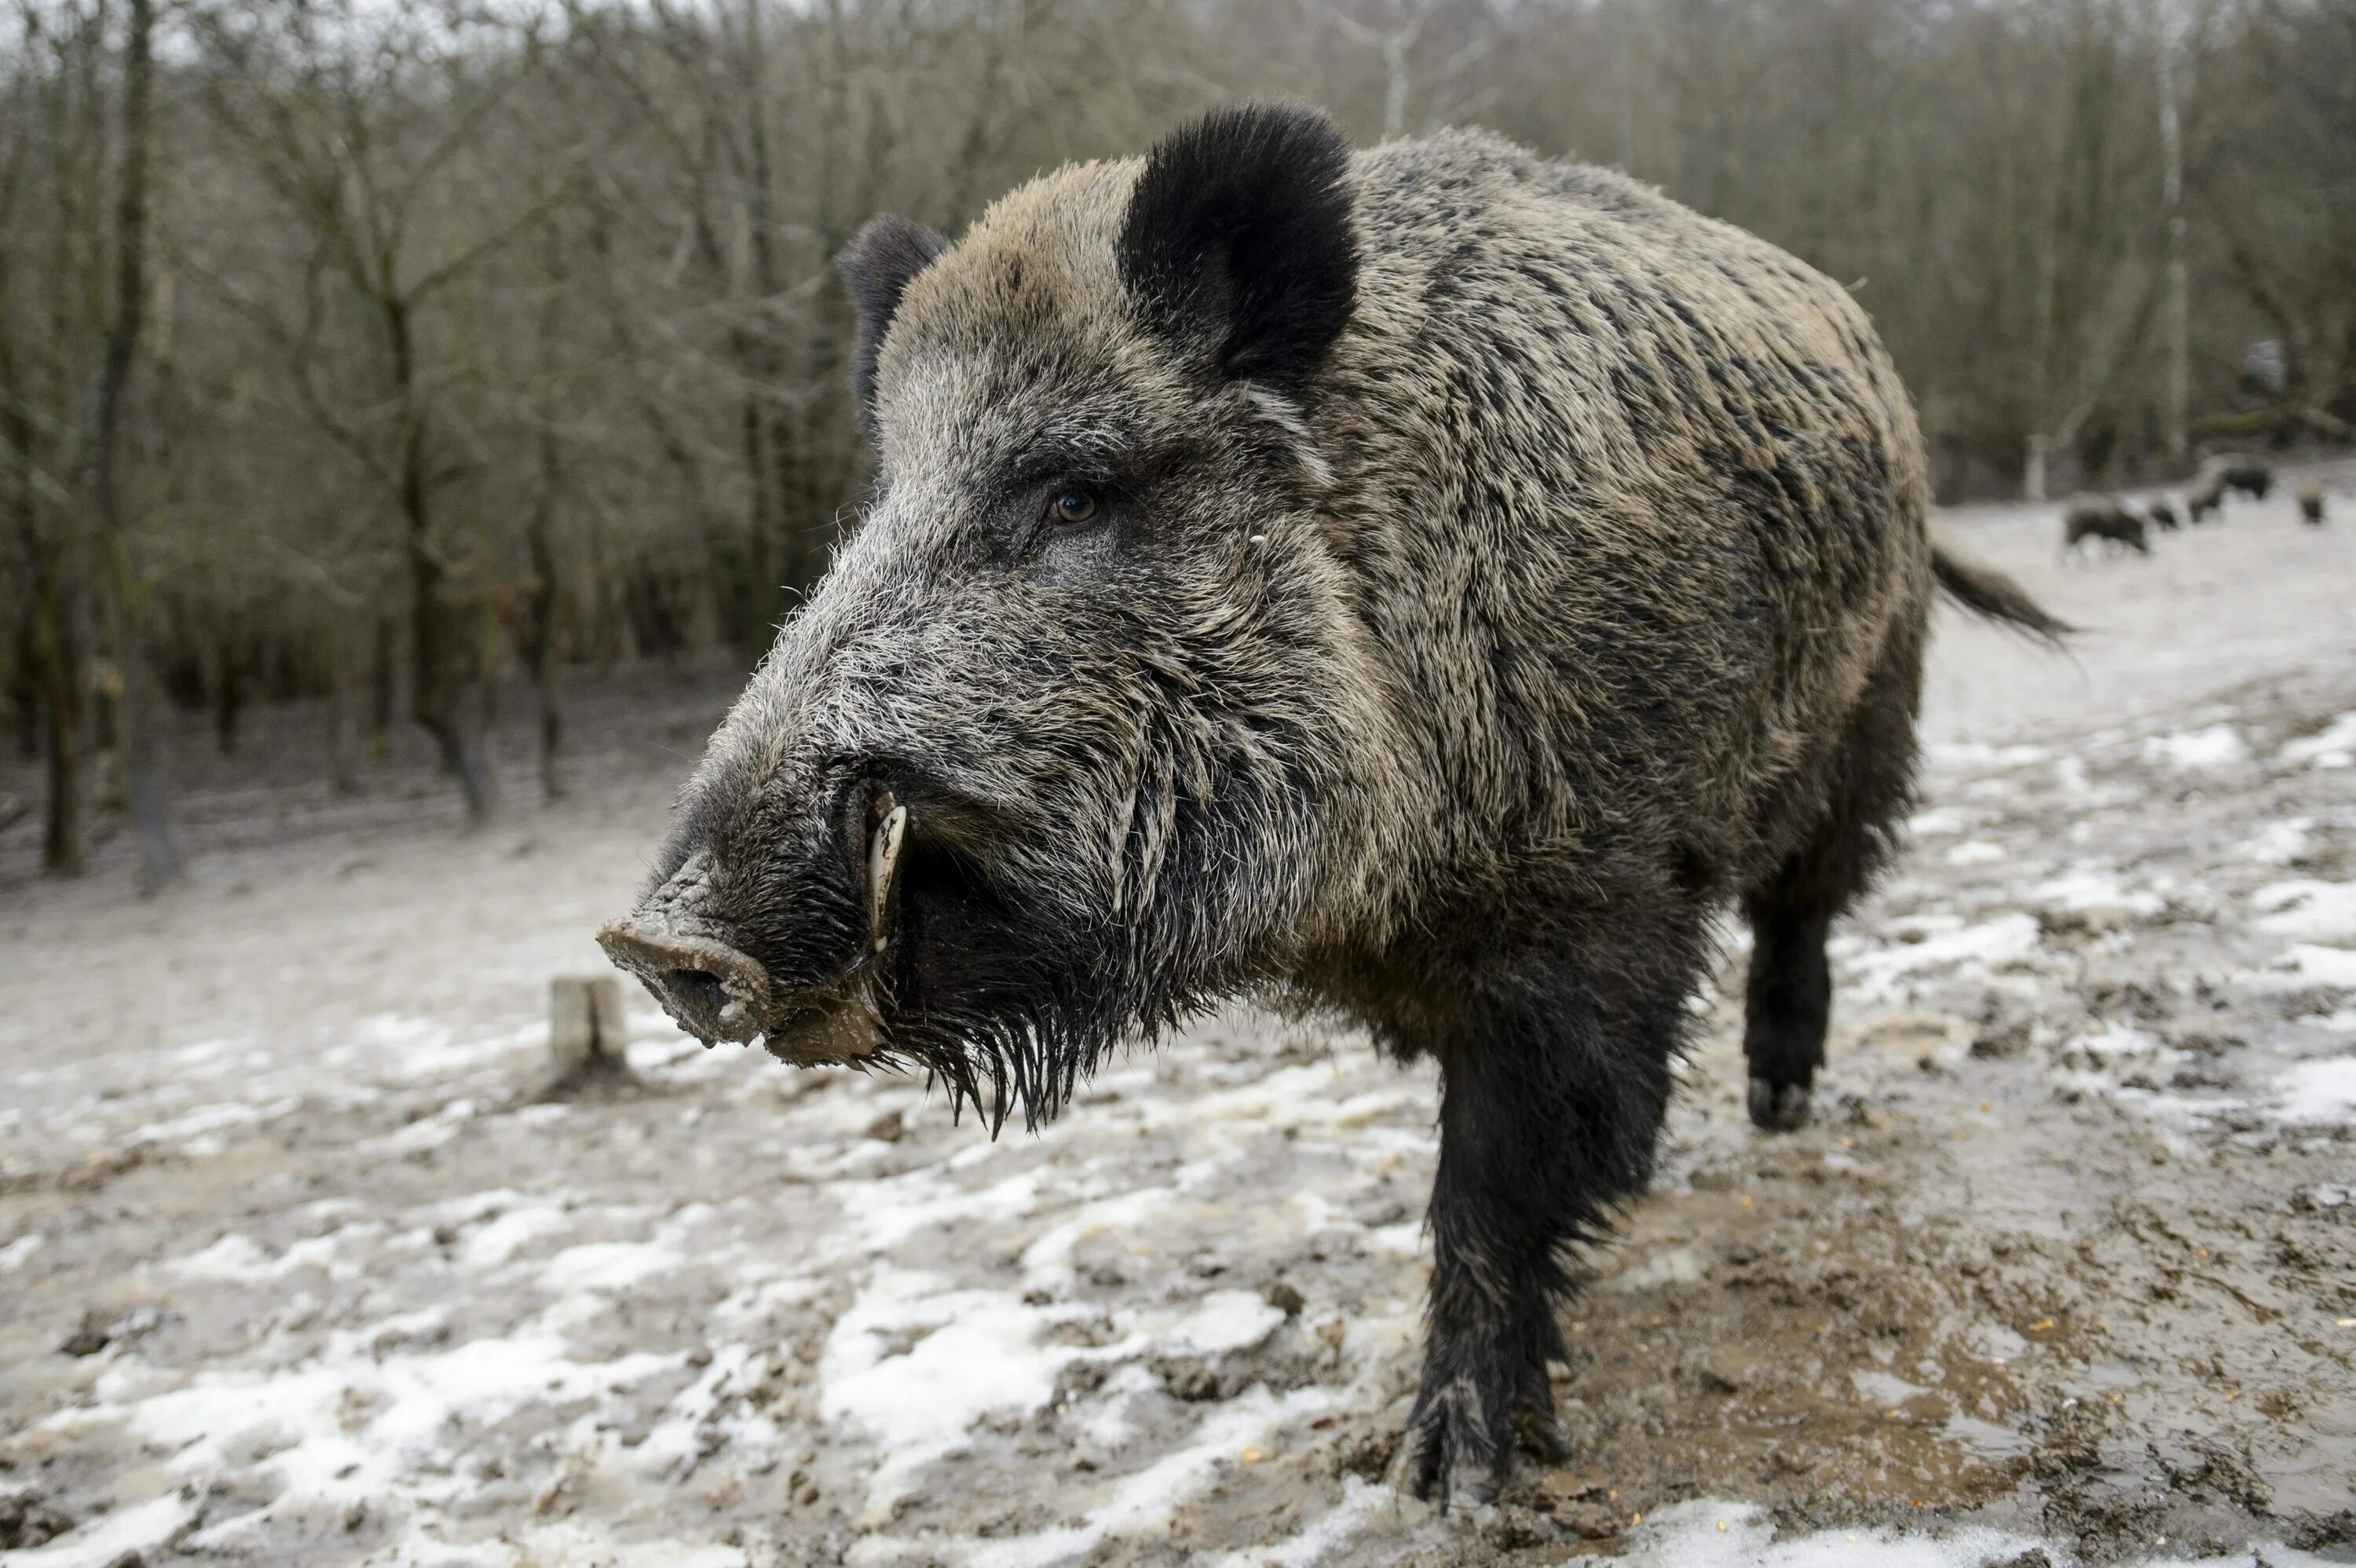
left=3, top=472, right=2354, bottom=1568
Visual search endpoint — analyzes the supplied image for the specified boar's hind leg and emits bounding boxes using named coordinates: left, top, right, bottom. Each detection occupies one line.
left=1744, top=638, right=1922, bottom=1131
left=1405, top=956, right=1684, bottom=1508
left=1743, top=894, right=1831, bottom=1131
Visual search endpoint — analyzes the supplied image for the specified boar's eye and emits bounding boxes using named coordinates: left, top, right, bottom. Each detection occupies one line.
left=1047, top=488, right=1100, bottom=526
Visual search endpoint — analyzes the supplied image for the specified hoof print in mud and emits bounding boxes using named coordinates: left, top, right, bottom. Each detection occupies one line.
left=1748, top=1076, right=1813, bottom=1131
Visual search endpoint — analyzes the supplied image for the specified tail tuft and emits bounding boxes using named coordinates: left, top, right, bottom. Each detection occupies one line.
left=1930, top=543, right=2071, bottom=645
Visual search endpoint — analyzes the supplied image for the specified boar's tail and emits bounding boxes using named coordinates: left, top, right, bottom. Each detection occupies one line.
left=1930, top=542, right=2072, bottom=645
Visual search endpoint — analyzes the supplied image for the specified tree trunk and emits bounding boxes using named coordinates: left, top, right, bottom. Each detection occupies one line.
left=526, top=426, right=566, bottom=802
left=369, top=612, right=396, bottom=758
left=214, top=635, right=243, bottom=755
left=326, top=620, right=357, bottom=795
left=2158, top=18, right=2190, bottom=471
left=37, top=594, right=86, bottom=876
left=412, top=564, right=499, bottom=824
left=388, top=292, right=496, bottom=824
left=88, top=0, right=180, bottom=891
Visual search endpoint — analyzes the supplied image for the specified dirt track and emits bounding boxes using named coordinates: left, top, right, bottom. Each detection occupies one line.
left=3, top=472, right=2354, bottom=1567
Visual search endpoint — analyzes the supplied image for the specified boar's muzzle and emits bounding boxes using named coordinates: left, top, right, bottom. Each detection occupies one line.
left=596, top=793, right=911, bottom=1064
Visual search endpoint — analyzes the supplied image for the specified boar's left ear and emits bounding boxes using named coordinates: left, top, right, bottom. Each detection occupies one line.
left=840, top=214, right=952, bottom=438
left=1118, top=103, right=1358, bottom=397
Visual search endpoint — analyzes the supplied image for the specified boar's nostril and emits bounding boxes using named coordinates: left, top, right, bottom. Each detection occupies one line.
left=595, top=916, right=773, bottom=1045
left=666, top=968, right=728, bottom=1014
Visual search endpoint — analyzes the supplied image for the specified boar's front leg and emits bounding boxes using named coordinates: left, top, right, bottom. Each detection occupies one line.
left=1403, top=952, right=1684, bottom=1508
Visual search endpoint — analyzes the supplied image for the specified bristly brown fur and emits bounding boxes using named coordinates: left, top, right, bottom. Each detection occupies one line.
left=609, top=105, right=2066, bottom=1506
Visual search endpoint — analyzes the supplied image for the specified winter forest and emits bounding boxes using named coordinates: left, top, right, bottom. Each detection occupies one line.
left=3, top=0, right=2353, bottom=872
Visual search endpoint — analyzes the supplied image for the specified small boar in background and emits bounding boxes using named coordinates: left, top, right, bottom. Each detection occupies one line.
left=2147, top=499, right=2180, bottom=532
left=2300, top=483, right=2327, bottom=525
left=2188, top=467, right=2229, bottom=523
left=2063, top=495, right=2153, bottom=558
left=598, top=106, right=2066, bottom=1504
left=2219, top=457, right=2275, bottom=499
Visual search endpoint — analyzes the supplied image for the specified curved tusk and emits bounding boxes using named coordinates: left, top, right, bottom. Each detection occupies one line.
left=868, top=800, right=908, bottom=952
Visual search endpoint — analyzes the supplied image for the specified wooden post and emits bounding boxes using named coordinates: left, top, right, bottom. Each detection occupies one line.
left=547, top=975, right=634, bottom=1090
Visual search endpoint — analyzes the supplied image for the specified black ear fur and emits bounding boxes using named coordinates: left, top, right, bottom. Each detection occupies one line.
left=1117, top=104, right=1358, bottom=396
left=840, top=214, right=951, bottom=437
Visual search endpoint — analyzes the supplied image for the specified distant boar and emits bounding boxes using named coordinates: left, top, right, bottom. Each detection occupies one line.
left=2193, top=452, right=2271, bottom=514
left=2146, top=499, right=2179, bottom=532
left=2062, top=495, right=2151, bottom=557
left=2218, top=457, right=2274, bottom=499
left=598, top=107, right=2065, bottom=1504
left=2299, top=483, right=2327, bottom=526
left=2187, top=469, right=2227, bottom=523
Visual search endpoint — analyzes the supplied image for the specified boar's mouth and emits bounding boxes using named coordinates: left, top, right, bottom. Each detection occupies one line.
left=595, top=796, right=910, bottom=1066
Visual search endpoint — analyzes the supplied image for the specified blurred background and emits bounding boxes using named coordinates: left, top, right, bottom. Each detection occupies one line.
left=1, top=0, right=2351, bottom=881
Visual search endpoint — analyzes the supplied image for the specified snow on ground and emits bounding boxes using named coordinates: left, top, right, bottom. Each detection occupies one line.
left=4, top=471, right=2356, bottom=1566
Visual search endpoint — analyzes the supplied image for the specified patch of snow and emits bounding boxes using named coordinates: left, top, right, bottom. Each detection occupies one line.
left=1964, top=1322, right=2027, bottom=1363
left=628, top=1341, right=763, bottom=1477
left=1944, top=841, right=2004, bottom=867
left=539, top=1239, right=684, bottom=1294
left=971, top=1385, right=1337, bottom=1568
left=1070, top=1362, right=1158, bottom=1449
left=129, top=1095, right=299, bottom=1146
left=2032, top=867, right=2164, bottom=916
left=2064, top=1023, right=2161, bottom=1062
left=821, top=1266, right=1099, bottom=1525
left=2253, top=880, right=2356, bottom=942
left=1624, top=1500, right=2040, bottom=1567
left=164, top=1232, right=279, bottom=1283
left=351, top=1014, right=539, bottom=1084
left=2274, top=1056, right=2356, bottom=1125
left=832, top=1165, right=1053, bottom=1259
left=1925, top=742, right=2048, bottom=771
left=2244, top=817, right=2316, bottom=866
left=2281, top=712, right=2356, bottom=769
left=1195, top=1475, right=1389, bottom=1568
left=374, top=1097, right=479, bottom=1155
left=1162, top=1289, right=1286, bottom=1356
left=1844, top=914, right=2042, bottom=1001
left=0, top=1493, right=193, bottom=1568
left=2261, top=945, right=2356, bottom=989
left=0, top=1230, right=44, bottom=1272
left=1850, top=1369, right=1928, bottom=1409
left=2141, top=724, right=2249, bottom=771
left=1633, top=1503, right=2350, bottom=1568
left=1016, top=1186, right=1176, bottom=1292
left=36, top=1325, right=672, bottom=1539
left=459, top=1201, right=573, bottom=1267
left=1907, top=807, right=1971, bottom=837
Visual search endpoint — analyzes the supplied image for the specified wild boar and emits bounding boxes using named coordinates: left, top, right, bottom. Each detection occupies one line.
left=2219, top=457, right=2274, bottom=500
left=2299, top=483, right=2327, bottom=526
left=2187, top=468, right=2227, bottom=524
left=598, top=106, right=2066, bottom=1504
left=2062, top=495, right=2151, bottom=558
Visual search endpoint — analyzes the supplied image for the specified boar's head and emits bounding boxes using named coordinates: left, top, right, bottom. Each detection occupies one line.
left=598, top=105, right=1404, bottom=1126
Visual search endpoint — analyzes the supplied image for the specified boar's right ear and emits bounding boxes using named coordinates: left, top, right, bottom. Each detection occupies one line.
left=1118, top=103, right=1358, bottom=397
left=840, top=214, right=951, bottom=439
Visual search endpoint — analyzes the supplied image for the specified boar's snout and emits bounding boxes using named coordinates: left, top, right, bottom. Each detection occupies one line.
left=596, top=791, right=912, bottom=1064
left=597, top=916, right=772, bottom=1047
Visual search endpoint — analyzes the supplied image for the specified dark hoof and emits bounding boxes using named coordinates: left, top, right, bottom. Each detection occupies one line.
left=1403, top=1383, right=1509, bottom=1512
left=1514, top=1406, right=1575, bottom=1465
left=1449, top=1477, right=1498, bottom=1512
left=1747, top=1076, right=1810, bottom=1131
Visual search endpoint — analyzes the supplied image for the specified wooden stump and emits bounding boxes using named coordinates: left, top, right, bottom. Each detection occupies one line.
left=546, top=975, right=635, bottom=1094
